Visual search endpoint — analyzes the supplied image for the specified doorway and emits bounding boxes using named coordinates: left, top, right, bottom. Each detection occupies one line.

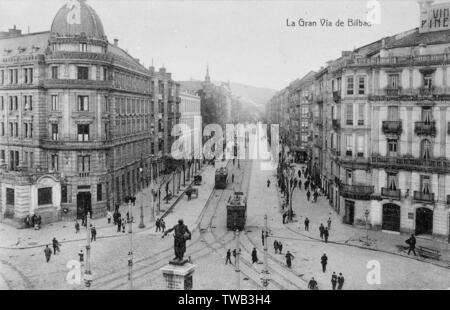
left=382, top=203, right=401, bottom=232
left=415, top=207, right=433, bottom=236
left=344, top=200, right=355, bottom=225
left=77, top=192, right=92, bottom=219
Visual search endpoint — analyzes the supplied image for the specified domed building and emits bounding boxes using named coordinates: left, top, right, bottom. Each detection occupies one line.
left=0, top=0, right=181, bottom=225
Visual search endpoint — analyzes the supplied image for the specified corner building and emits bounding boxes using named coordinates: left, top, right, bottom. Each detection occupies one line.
left=0, top=0, right=180, bottom=224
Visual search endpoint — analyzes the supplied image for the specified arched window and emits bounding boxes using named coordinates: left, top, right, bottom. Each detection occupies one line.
left=421, top=139, right=432, bottom=160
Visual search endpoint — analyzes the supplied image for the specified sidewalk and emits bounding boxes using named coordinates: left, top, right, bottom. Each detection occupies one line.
left=0, top=162, right=225, bottom=250
left=285, top=163, right=450, bottom=268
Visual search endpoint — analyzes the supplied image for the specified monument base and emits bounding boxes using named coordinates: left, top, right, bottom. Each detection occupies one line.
left=161, top=262, right=196, bottom=290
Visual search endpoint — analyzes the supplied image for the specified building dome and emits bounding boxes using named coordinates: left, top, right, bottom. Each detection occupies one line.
left=50, top=0, right=106, bottom=40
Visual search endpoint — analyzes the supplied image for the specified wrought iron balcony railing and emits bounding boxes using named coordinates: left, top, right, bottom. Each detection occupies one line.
left=382, top=121, right=402, bottom=135
left=381, top=187, right=401, bottom=200
left=339, top=184, right=374, bottom=200
left=414, top=121, right=436, bottom=136
left=413, top=191, right=435, bottom=203
left=371, top=155, right=450, bottom=173
left=332, top=91, right=341, bottom=103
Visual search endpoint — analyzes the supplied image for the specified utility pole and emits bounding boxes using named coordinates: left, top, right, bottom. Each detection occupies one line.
left=126, top=197, right=135, bottom=290
left=150, top=181, right=155, bottom=222
left=235, top=229, right=240, bottom=290
left=84, top=212, right=92, bottom=288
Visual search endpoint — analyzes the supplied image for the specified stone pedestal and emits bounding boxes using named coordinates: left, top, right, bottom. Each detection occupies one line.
left=161, top=262, right=196, bottom=290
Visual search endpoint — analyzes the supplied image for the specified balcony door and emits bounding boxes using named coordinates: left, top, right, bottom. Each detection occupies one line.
left=420, top=175, right=431, bottom=195
left=382, top=203, right=400, bottom=232
left=422, top=107, right=432, bottom=124
left=387, top=139, right=398, bottom=157
left=421, top=139, right=432, bottom=160
left=387, top=173, right=398, bottom=190
left=415, top=207, right=433, bottom=236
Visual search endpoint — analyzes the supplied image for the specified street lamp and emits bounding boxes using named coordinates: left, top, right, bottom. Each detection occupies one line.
left=138, top=168, right=145, bottom=229
left=124, top=195, right=136, bottom=290
left=364, top=209, right=370, bottom=246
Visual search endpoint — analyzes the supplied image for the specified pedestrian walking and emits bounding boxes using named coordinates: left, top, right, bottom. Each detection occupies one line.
left=121, top=218, right=126, bottom=233
left=327, top=217, right=332, bottom=230
left=313, top=190, right=318, bottom=203
left=52, top=237, right=61, bottom=254
left=282, top=212, right=287, bottom=224
left=44, top=245, right=52, bottom=263
left=226, top=249, right=232, bottom=265
left=337, top=273, right=345, bottom=290
left=267, top=179, right=270, bottom=187
left=78, top=250, right=84, bottom=263
left=304, top=181, right=309, bottom=191
left=273, top=240, right=279, bottom=254
left=308, top=277, right=318, bottom=290
left=319, top=223, right=325, bottom=239
left=232, top=249, right=237, bottom=264
left=321, top=253, right=328, bottom=273
left=36, top=215, right=42, bottom=229
left=304, top=217, right=310, bottom=231
left=285, top=251, right=294, bottom=268
left=75, top=220, right=80, bottom=234
left=331, top=272, right=338, bottom=290
left=107, top=210, right=112, bottom=224
left=232, top=174, right=235, bottom=183
left=406, top=234, right=417, bottom=256
left=298, top=170, right=301, bottom=179
left=306, top=190, right=311, bottom=201
left=117, top=219, right=122, bottom=232
left=278, top=242, right=283, bottom=254
left=251, top=248, right=258, bottom=264
left=91, top=226, right=97, bottom=242
left=155, top=218, right=161, bottom=232
left=261, top=230, right=265, bottom=246
left=298, top=179, right=302, bottom=191
left=160, top=219, right=166, bottom=232
left=324, top=227, right=329, bottom=243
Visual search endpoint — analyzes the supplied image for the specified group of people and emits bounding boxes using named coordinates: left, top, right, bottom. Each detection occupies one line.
left=225, top=248, right=240, bottom=265
left=23, top=214, right=42, bottom=230
left=319, top=219, right=332, bottom=242
left=43, top=237, right=62, bottom=262
left=155, top=218, right=166, bottom=232
left=307, top=272, right=345, bottom=290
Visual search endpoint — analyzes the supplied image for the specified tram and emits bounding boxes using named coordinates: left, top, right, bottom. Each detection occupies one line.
left=226, top=191, right=247, bottom=231
left=215, top=167, right=228, bottom=189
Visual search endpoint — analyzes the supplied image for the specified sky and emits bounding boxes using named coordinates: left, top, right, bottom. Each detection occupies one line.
left=0, top=0, right=425, bottom=90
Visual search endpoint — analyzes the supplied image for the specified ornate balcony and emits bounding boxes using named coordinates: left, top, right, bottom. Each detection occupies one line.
left=414, top=121, right=436, bottom=136
left=332, top=119, right=341, bottom=131
left=419, top=87, right=435, bottom=97
left=371, top=155, right=450, bottom=174
left=381, top=187, right=401, bottom=200
left=339, top=184, right=374, bottom=200
left=413, top=191, right=435, bottom=203
left=43, top=79, right=113, bottom=90
left=382, top=121, right=402, bottom=135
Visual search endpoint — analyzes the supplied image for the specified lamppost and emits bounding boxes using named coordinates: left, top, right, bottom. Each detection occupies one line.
left=285, top=166, right=296, bottom=222
left=364, top=209, right=370, bottom=246
left=138, top=167, right=145, bottom=229
left=124, top=195, right=136, bottom=290
left=83, top=212, right=92, bottom=288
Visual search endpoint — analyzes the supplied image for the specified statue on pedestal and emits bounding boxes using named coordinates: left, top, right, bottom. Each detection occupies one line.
left=163, top=219, right=191, bottom=265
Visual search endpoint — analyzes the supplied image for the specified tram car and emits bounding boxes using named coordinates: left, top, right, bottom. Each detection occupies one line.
left=215, top=167, right=228, bottom=189
left=226, top=192, right=247, bottom=231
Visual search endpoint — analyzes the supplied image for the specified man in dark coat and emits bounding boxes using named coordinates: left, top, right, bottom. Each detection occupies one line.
left=267, top=179, right=270, bottom=187
left=273, top=240, right=279, bottom=254
left=304, top=217, right=310, bottom=231
left=319, top=223, right=325, bottom=239
left=91, top=226, right=97, bottom=242
left=163, top=219, right=192, bottom=261
left=406, top=234, right=417, bottom=256
left=323, top=228, right=329, bottom=243
left=306, top=190, right=311, bottom=201
left=298, top=179, right=302, bottom=190
left=278, top=242, right=283, bottom=254
left=285, top=251, right=294, bottom=268
left=232, top=249, right=237, bottom=264
left=75, top=220, right=80, bottom=234
left=44, top=245, right=52, bottom=263
left=251, top=248, right=258, bottom=264
left=226, top=249, right=232, bottom=265
left=337, top=273, right=345, bottom=290
left=321, top=253, right=328, bottom=272
left=331, top=272, right=338, bottom=290
left=308, top=277, right=318, bottom=290
left=52, top=238, right=61, bottom=254
left=155, top=218, right=161, bottom=232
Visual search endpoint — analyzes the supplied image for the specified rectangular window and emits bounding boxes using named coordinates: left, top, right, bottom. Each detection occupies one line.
left=6, top=188, right=14, bottom=205
left=388, top=74, right=400, bottom=88
left=51, top=66, right=58, bottom=79
left=346, top=135, right=353, bottom=157
left=77, top=124, right=89, bottom=141
left=51, top=154, right=59, bottom=171
left=51, top=124, right=59, bottom=140
left=97, top=184, right=103, bottom=201
left=38, top=187, right=52, bottom=205
left=422, top=107, right=432, bottom=123
left=345, top=103, right=353, bottom=125
left=77, top=66, right=89, bottom=80
left=80, top=43, right=88, bottom=52
left=357, top=135, right=364, bottom=157
left=24, top=95, right=32, bottom=111
left=388, top=106, right=399, bottom=121
left=358, top=103, right=364, bottom=125
left=358, top=76, right=365, bottom=95
left=102, top=67, right=107, bottom=81
left=420, top=175, right=431, bottom=194
left=61, top=185, right=68, bottom=203
left=1, top=96, right=3, bottom=110
left=0, top=149, right=5, bottom=162
left=346, top=76, right=354, bottom=95
left=387, top=173, right=398, bottom=190
left=423, top=73, right=433, bottom=89
left=78, top=96, right=89, bottom=111
left=388, top=139, right=398, bottom=156
left=51, top=95, right=58, bottom=111
left=14, top=123, right=18, bottom=137
left=1, top=122, right=4, bottom=136
left=29, top=152, right=34, bottom=168
left=0, top=70, right=4, bottom=85
left=77, top=155, right=90, bottom=172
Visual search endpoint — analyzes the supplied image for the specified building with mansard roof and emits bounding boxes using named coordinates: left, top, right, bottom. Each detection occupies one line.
left=0, top=0, right=181, bottom=224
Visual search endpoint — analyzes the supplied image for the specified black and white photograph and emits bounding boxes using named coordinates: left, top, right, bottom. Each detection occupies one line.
left=0, top=0, right=450, bottom=295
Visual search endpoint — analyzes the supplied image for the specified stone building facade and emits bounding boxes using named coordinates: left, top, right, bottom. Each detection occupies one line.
left=0, top=0, right=181, bottom=224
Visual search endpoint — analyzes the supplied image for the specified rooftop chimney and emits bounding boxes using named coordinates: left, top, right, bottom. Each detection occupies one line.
left=114, top=39, right=118, bottom=47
